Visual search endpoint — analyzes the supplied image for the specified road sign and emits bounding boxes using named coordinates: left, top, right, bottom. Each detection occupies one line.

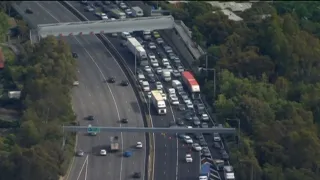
left=87, top=126, right=100, bottom=133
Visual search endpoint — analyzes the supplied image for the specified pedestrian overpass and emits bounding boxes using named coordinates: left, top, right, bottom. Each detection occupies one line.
left=36, top=15, right=175, bottom=38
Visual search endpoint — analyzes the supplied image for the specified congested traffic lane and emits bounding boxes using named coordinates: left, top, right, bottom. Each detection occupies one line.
left=66, top=1, right=200, bottom=180
left=19, top=1, right=146, bottom=180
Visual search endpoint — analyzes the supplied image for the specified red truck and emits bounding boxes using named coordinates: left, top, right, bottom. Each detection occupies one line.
left=181, top=71, right=200, bottom=99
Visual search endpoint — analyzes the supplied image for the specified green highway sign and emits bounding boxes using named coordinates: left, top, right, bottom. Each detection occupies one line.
left=87, top=126, right=100, bottom=133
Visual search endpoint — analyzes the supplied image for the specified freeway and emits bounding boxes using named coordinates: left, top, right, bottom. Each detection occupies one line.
left=16, top=1, right=146, bottom=180
left=66, top=1, right=200, bottom=180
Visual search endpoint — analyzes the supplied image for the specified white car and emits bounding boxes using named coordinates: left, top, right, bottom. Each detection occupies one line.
left=201, top=114, right=209, bottom=121
left=184, top=136, right=193, bottom=144
left=73, top=81, right=79, bottom=86
left=125, top=9, right=132, bottom=15
left=192, top=143, right=202, bottom=151
left=119, top=2, right=127, bottom=9
left=213, top=133, right=221, bottom=141
left=183, top=98, right=191, bottom=104
left=100, top=149, right=107, bottom=156
left=156, top=82, right=163, bottom=90
left=155, top=67, right=162, bottom=74
left=95, top=12, right=108, bottom=20
left=162, top=58, right=170, bottom=66
left=136, top=142, right=143, bottom=148
left=186, top=102, right=194, bottom=109
left=186, top=154, right=193, bottom=162
left=144, top=66, right=152, bottom=72
left=111, top=18, right=116, bottom=21
left=161, top=93, right=167, bottom=101
left=148, top=42, right=156, bottom=49
left=166, top=65, right=173, bottom=72
left=147, top=92, right=152, bottom=98
left=148, top=53, right=156, bottom=59
left=151, top=62, right=159, bottom=67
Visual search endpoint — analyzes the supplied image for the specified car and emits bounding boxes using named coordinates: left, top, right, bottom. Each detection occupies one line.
left=178, top=104, right=186, bottom=111
left=184, top=135, right=193, bottom=144
left=166, top=65, right=173, bottom=72
left=100, top=149, right=107, bottom=156
left=199, top=139, right=208, bottom=147
left=156, top=81, right=163, bottom=90
left=156, top=38, right=164, bottom=44
left=148, top=52, right=156, bottom=59
left=133, top=172, right=141, bottom=178
left=136, top=142, right=143, bottom=148
left=192, top=143, right=202, bottom=151
left=81, top=0, right=88, bottom=5
left=76, top=150, right=84, bottom=157
left=198, top=109, right=206, bottom=116
left=202, top=148, right=211, bottom=157
left=176, top=120, right=184, bottom=126
left=153, top=31, right=160, bottom=38
left=151, top=61, right=159, bottom=67
left=72, top=52, right=78, bottom=58
left=73, top=81, right=79, bottom=86
left=125, top=9, right=132, bottom=15
left=155, top=67, right=162, bottom=74
left=194, top=134, right=202, bottom=140
left=177, top=65, right=184, bottom=72
left=121, top=80, right=129, bottom=86
left=119, top=2, right=127, bottom=9
left=201, top=122, right=209, bottom=128
left=108, top=77, right=116, bottom=83
left=185, top=154, right=193, bottom=163
left=25, top=8, right=33, bottom=14
left=161, top=93, right=167, bottom=101
left=149, top=77, right=156, bottom=83
left=213, top=133, right=221, bottom=141
left=213, top=142, right=222, bottom=149
left=213, top=159, right=225, bottom=171
left=193, top=119, right=201, bottom=126
left=178, top=133, right=186, bottom=139
left=221, top=150, right=229, bottom=160
left=162, top=58, right=170, bottom=66
left=172, top=70, right=180, bottom=78
left=87, top=115, right=94, bottom=120
left=174, top=57, right=181, bottom=64
left=144, top=66, right=152, bottom=72
left=121, top=118, right=128, bottom=123
left=148, top=42, right=156, bottom=49
left=124, top=150, right=133, bottom=157
left=186, top=102, right=194, bottom=109
left=147, top=91, right=152, bottom=99
left=201, top=114, right=209, bottom=121
left=185, top=113, right=193, bottom=121
left=85, top=5, right=94, bottom=12
left=94, top=1, right=103, bottom=7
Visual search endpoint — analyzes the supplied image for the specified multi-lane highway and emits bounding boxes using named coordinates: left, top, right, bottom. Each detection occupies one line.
left=65, top=1, right=200, bottom=180
left=16, top=1, right=146, bottom=180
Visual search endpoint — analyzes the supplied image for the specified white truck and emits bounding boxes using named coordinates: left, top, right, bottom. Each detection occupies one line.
left=162, top=69, right=171, bottom=82
left=151, top=90, right=166, bottom=115
left=127, top=37, right=148, bottom=66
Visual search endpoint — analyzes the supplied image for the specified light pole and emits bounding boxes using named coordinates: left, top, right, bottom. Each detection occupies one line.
left=134, top=48, right=137, bottom=77
left=148, top=96, right=151, bottom=115
left=226, top=118, right=240, bottom=149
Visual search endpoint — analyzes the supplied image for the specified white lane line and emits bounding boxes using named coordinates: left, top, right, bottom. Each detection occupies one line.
left=35, top=3, right=124, bottom=180
left=168, top=104, right=179, bottom=180
left=85, top=156, right=89, bottom=180
left=76, top=155, right=88, bottom=180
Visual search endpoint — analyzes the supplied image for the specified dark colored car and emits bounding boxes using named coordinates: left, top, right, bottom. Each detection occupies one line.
left=121, top=80, right=129, bottom=86
left=220, top=150, right=229, bottom=160
left=87, top=115, right=94, bottom=120
left=25, top=8, right=33, bottom=14
left=72, top=52, right=78, bottom=58
left=213, top=142, right=221, bottom=149
left=201, top=148, right=211, bottom=157
left=121, top=118, right=128, bottom=123
left=108, top=77, right=116, bottom=83
left=133, top=172, right=141, bottom=178
left=176, top=120, right=184, bottom=126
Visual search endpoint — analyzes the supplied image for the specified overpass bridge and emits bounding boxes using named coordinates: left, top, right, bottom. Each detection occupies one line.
left=36, top=16, right=174, bottom=38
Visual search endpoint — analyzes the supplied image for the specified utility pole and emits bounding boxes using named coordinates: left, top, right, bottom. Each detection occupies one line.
left=202, top=53, right=216, bottom=99
left=226, top=118, right=240, bottom=149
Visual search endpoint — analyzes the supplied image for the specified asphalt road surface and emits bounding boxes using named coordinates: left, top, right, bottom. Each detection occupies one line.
left=66, top=1, right=200, bottom=180
left=16, top=1, right=146, bottom=180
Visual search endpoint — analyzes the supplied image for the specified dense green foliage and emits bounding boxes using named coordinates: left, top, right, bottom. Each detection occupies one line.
left=0, top=35, right=77, bottom=179
left=160, top=1, right=320, bottom=180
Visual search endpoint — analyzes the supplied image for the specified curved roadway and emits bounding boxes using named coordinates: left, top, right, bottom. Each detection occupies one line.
left=17, top=1, right=146, bottom=180
left=66, top=1, right=200, bottom=180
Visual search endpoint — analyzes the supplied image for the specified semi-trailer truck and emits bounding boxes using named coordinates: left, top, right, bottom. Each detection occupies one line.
left=126, top=37, right=148, bottom=66
left=151, top=90, right=166, bottom=115
left=181, top=71, right=201, bottom=99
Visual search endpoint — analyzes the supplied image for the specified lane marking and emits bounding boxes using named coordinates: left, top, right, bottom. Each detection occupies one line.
left=35, top=2, right=124, bottom=180
left=84, top=156, right=89, bottom=180
left=76, top=155, right=88, bottom=180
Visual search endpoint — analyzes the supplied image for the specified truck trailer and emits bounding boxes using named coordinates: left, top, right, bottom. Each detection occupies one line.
left=181, top=71, right=200, bottom=99
left=151, top=90, right=167, bottom=115
left=126, top=37, right=148, bottom=66
left=199, top=162, right=211, bottom=180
